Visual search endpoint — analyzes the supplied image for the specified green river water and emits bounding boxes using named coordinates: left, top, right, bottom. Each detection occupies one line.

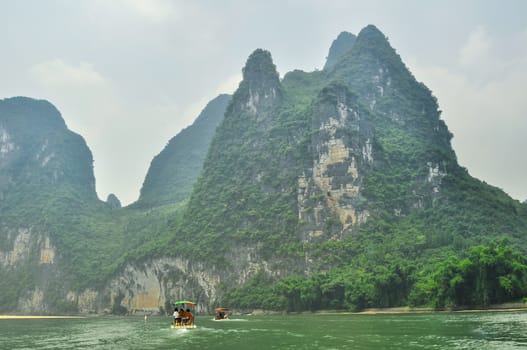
left=1, top=311, right=526, bottom=349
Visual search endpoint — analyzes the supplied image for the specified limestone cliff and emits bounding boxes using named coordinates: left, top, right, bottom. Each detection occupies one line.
left=40, top=250, right=276, bottom=314
left=0, top=228, right=56, bottom=267
left=298, top=82, right=373, bottom=241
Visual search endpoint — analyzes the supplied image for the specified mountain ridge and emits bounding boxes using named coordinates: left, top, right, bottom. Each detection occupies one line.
left=133, top=93, right=231, bottom=208
left=0, top=96, right=98, bottom=207
left=1, top=25, right=526, bottom=314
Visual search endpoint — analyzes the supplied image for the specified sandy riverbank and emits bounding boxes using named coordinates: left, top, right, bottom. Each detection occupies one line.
left=0, top=315, right=85, bottom=319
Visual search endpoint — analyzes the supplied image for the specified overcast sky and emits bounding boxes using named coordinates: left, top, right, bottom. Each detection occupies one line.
left=1, top=0, right=526, bottom=205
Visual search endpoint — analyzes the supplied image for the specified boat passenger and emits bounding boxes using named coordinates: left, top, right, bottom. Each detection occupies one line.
left=181, top=308, right=189, bottom=325
left=186, top=308, right=195, bottom=325
left=173, top=308, right=181, bottom=326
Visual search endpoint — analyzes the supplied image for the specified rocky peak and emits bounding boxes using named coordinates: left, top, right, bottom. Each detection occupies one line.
left=356, top=25, right=389, bottom=46
left=337, top=25, right=402, bottom=85
left=351, top=24, right=412, bottom=81
left=0, top=96, right=67, bottom=132
left=106, top=193, right=121, bottom=209
left=327, top=24, right=404, bottom=74
left=323, top=31, right=357, bottom=70
left=234, top=49, right=282, bottom=116
left=325, top=24, right=432, bottom=121
left=0, top=97, right=97, bottom=202
left=242, top=49, right=280, bottom=90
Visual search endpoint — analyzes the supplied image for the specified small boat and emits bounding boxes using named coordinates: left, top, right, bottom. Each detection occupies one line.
left=171, top=301, right=197, bottom=329
left=213, top=307, right=230, bottom=320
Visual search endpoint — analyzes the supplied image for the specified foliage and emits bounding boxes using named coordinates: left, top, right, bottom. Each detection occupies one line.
left=2, top=26, right=527, bottom=315
left=410, top=239, right=527, bottom=308
left=224, top=240, right=527, bottom=311
left=221, top=272, right=286, bottom=310
left=165, top=53, right=322, bottom=264
left=133, top=94, right=231, bottom=208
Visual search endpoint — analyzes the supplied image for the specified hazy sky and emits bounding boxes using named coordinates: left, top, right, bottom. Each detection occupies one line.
left=1, top=0, right=526, bottom=205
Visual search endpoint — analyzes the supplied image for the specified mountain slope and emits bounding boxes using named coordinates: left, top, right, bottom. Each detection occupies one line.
left=167, top=26, right=527, bottom=310
left=323, top=31, right=356, bottom=70
left=0, top=96, right=97, bottom=207
left=174, top=49, right=301, bottom=261
left=134, top=94, right=231, bottom=208
left=0, top=93, right=230, bottom=314
left=0, top=97, right=106, bottom=312
left=1, top=25, right=526, bottom=315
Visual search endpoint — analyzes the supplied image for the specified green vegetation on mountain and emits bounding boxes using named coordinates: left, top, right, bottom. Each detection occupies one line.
left=411, top=238, right=527, bottom=308
left=323, top=31, right=357, bottom=70
left=183, top=26, right=527, bottom=310
left=223, top=239, right=527, bottom=311
left=1, top=25, right=526, bottom=314
left=0, top=97, right=97, bottom=204
left=134, top=94, right=231, bottom=208
left=0, top=97, right=188, bottom=312
left=171, top=49, right=305, bottom=264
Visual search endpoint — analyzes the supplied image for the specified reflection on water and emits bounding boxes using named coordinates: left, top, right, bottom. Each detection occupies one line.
left=1, top=311, right=526, bottom=349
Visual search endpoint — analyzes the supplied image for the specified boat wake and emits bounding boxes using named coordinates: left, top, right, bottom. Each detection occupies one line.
left=212, top=318, right=248, bottom=322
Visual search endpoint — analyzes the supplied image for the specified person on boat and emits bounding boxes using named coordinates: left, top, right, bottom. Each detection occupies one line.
left=173, top=308, right=181, bottom=326
left=186, top=308, right=195, bottom=325
left=214, top=308, right=228, bottom=320
left=180, top=308, right=189, bottom=325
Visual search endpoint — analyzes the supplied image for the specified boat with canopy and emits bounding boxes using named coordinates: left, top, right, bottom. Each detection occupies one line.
left=171, top=301, right=197, bottom=329
left=213, top=307, right=230, bottom=320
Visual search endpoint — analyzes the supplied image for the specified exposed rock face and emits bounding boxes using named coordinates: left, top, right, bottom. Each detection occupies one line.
left=298, top=83, right=373, bottom=241
left=106, top=193, right=121, bottom=208
left=65, top=289, right=98, bottom=314
left=49, top=248, right=276, bottom=315
left=18, top=289, right=45, bottom=314
left=0, top=228, right=32, bottom=266
left=107, top=257, right=216, bottom=314
left=0, top=127, right=16, bottom=157
left=325, top=25, right=456, bottom=215
left=39, top=236, right=55, bottom=264
left=0, top=228, right=56, bottom=267
left=235, top=49, right=282, bottom=123
left=0, top=228, right=58, bottom=313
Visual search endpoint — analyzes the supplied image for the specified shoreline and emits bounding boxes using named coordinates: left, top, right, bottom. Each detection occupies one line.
left=0, top=315, right=85, bottom=319
left=353, top=306, right=527, bottom=315
left=246, top=303, right=527, bottom=316
left=356, top=302, right=527, bottom=315
left=3, top=303, right=526, bottom=318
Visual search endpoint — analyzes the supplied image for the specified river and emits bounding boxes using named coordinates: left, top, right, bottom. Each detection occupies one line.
left=1, top=311, right=526, bottom=349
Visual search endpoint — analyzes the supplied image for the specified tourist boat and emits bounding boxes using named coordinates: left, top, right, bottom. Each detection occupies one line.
left=171, top=301, right=197, bottom=329
left=213, top=307, right=230, bottom=320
